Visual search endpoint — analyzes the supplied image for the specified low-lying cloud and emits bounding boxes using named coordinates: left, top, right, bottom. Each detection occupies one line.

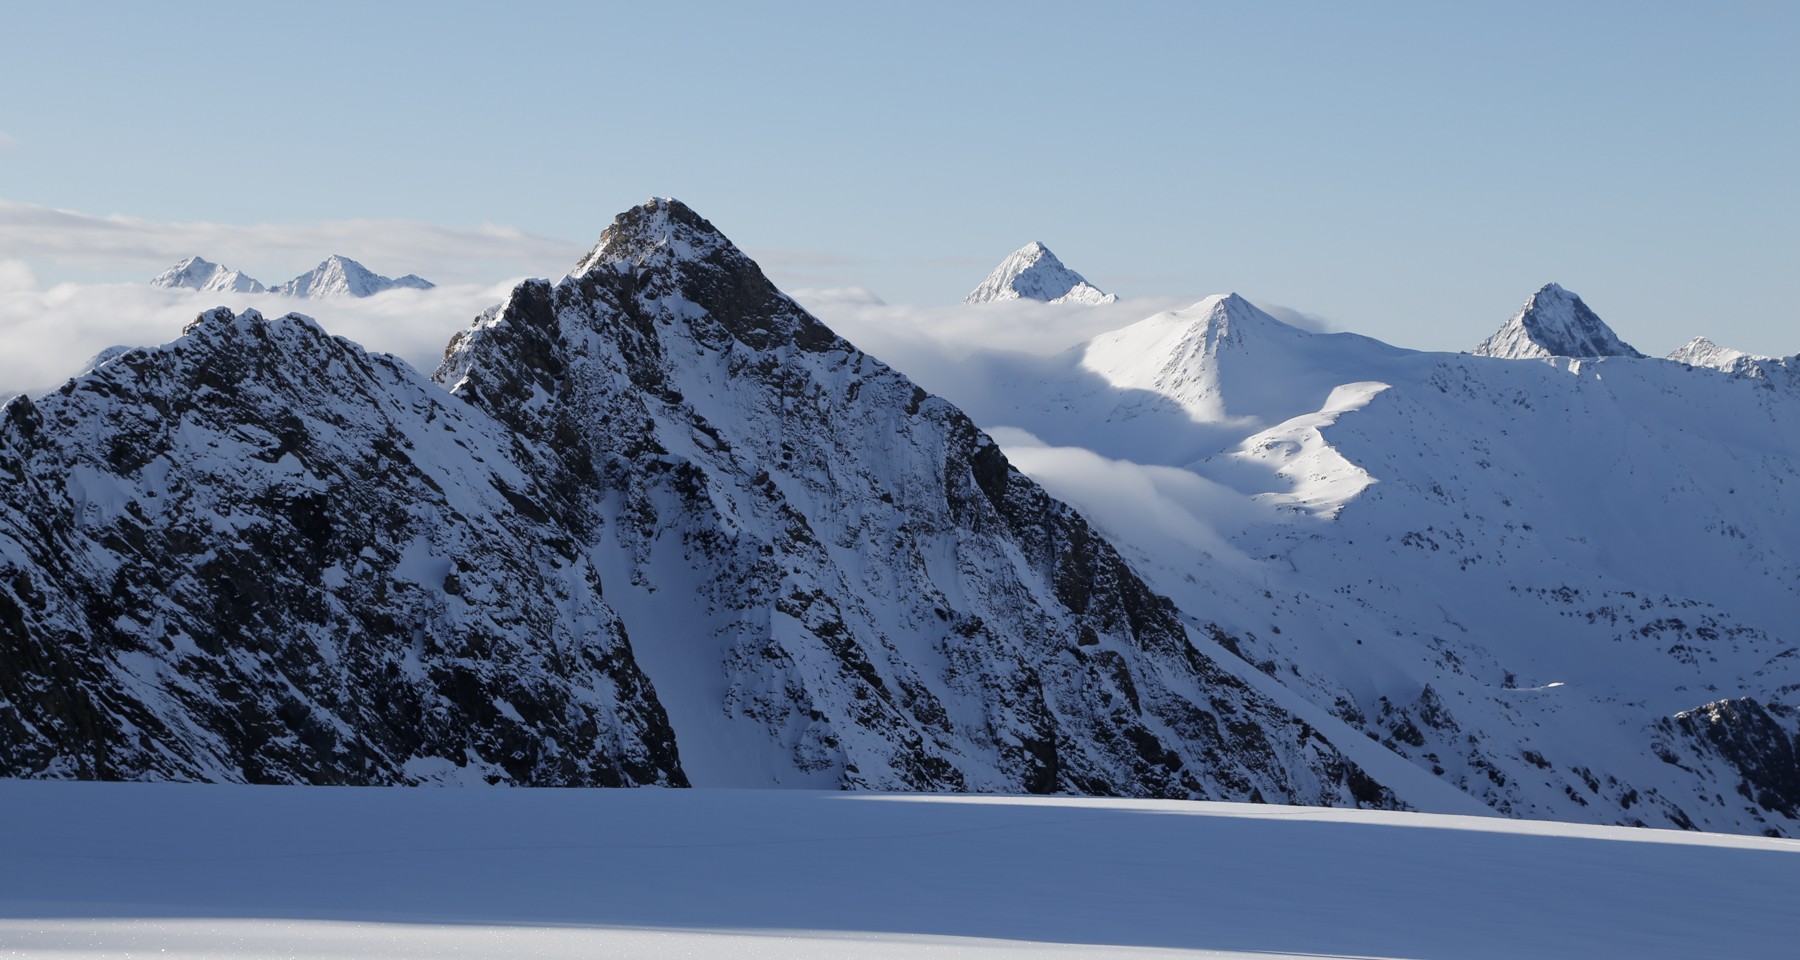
left=0, top=262, right=513, bottom=396
left=984, top=427, right=1266, bottom=573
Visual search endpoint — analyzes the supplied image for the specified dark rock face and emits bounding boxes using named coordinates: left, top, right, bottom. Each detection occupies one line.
left=1657, top=698, right=1800, bottom=827
left=0, top=309, right=683, bottom=786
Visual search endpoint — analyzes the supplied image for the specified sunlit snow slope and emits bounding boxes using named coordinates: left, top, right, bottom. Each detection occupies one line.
left=941, top=288, right=1800, bottom=836
left=2, top=781, right=1794, bottom=960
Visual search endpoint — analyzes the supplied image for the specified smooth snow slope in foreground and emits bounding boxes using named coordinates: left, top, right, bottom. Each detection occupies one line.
left=1, top=782, right=1795, bottom=960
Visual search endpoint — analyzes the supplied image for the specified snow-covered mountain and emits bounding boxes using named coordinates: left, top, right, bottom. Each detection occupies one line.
left=964, top=242, right=1115, bottom=305
left=1471, top=282, right=1644, bottom=359
left=1667, top=337, right=1799, bottom=391
left=0, top=200, right=1403, bottom=806
left=150, top=256, right=266, bottom=294
left=429, top=198, right=1402, bottom=801
left=1667, top=336, right=1761, bottom=370
left=277, top=255, right=435, bottom=298
left=936, top=288, right=1800, bottom=836
left=8, top=206, right=1795, bottom=838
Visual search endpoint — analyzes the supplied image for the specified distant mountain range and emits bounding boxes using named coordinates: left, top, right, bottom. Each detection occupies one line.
left=150, top=255, right=433, bottom=298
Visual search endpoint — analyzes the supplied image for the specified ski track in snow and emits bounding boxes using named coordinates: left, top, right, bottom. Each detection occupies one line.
left=0, top=781, right=1795, bottom=960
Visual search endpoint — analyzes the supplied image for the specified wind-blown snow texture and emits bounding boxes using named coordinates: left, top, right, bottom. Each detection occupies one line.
left=278, top=255, right=435, bottom=298
left=149, top=256, right=266, bottom=294
left=0, top=200, right=1391, bottom=807
left=964, top=242, right=1114, bottom=305
left=943, top=290, right=1800, bottom=836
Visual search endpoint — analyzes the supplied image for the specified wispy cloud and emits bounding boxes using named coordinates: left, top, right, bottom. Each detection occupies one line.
left=0, top=262, right=512, bottom=396
left=1251, top=300, right=1336, bottom=333
left=0, top=133, right=18, bottom=153
left=0, top=200, right=585, bottom=287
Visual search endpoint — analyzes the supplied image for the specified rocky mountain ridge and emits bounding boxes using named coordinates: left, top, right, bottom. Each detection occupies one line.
left=0, top=200, right=1399, bottom=807
left=149, top=255, right=434, bottom=299
left=150, top=256, right=267, bottom=294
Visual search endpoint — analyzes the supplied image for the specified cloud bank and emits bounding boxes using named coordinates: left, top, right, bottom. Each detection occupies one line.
left=984, top=427, right=1266, bottom=573
left=0, top=262, right=511, bottom=397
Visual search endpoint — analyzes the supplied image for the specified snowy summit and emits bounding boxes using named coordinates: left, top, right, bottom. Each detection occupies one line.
left=277, top=255, right=434, bottom=298
left=149, top=256, right=267, bottom=294
left=963, top=241, right=1115, bottom=305
left=1471, top=282, right=1643, bottom=359
left=1667, top=336, right=1763, bottom=370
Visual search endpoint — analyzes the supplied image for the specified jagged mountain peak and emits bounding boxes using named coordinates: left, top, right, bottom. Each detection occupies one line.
left=547, top=197, right=838, bottom=356
left=1472, top=283, right=1644, bottom=360
left=571, top=197, right=735, bottom=277
left=150, top=256, right=266, bottom=294
left=278, top=255, right=434, bottom=298
left=965, top=241, right=1115, bottom=305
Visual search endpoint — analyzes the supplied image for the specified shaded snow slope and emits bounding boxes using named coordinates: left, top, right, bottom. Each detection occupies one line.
left=964, top=242, right=1114, bottom=305
left=941, top=292, right=1800, bottom=836
left=278, top=255, right=434, bottom=298
left=149, top=256, right=266, bottom=294
left=3, top=781, right=1795, bottom=960
left=1471, top=282, right=1644, bottom=359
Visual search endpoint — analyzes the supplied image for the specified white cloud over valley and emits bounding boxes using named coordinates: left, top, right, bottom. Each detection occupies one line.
left=0, top=263, right=513, bottom=397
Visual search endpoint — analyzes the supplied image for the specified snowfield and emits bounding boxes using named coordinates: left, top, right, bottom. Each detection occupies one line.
left=1, top=781, right=1795, bottom=959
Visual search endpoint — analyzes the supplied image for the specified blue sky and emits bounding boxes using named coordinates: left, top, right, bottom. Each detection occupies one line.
left=1, top=1, right=1795, bottom=355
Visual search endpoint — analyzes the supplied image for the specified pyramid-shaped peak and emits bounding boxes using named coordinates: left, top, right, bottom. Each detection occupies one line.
left=278, top=255, right=433, bottom=298
left=965, top=241, right=1115, bottom=305
left=1471, top=283, right=1643, bottom=360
